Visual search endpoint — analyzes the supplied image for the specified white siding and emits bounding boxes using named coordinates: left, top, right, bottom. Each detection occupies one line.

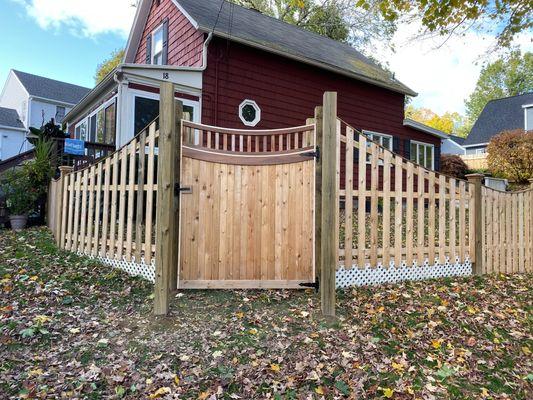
left=441, top=138, right=465, bottom=155
left=0, top=71, right=29, bottom=126
left=0, top=128, right=26, bottom=161
left=29, top=99, right=72, bottom=129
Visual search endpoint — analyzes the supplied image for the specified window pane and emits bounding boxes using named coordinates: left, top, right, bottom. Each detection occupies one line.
left=153, top=28, right=163, bottom=54
left=105, top=103, right=116, bottom=145
left=135, top=97, right=159, bottom=135
left=426, top=146, right=433, bottom=169
left=382, top=136, right=391, bottom=150
left=418, top=144, right=425, bottom=166
left=89, top=114, right=97, bottom=142
left=183, top=105, right=194, bottom=121
left=526, top=107, right=533, bottom=131
left=410, top=143, right=417, bottom=162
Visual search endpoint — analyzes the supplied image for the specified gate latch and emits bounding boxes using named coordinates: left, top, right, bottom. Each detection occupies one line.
left=299, top=277, right=319, bottom=292
left=174, top=183, right=192, bottom=196
left=302, top=146, right=320, bottom=161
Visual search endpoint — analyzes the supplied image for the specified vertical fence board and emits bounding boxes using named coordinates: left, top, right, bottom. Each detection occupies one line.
left=344, top=127, right=354, bottom=268
left=357, top=134, right=367, bottom=268
left=382, top=150, right=391, bottom=267
left=394, top=156, right=403, bottom=267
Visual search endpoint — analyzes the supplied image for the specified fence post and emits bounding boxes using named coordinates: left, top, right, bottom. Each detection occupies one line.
left=320, top=92, right=338, bottom=317
left=466, top=173, right=484, bottom=275
left=314, top=106, right=323, bottom=283
left=170, top=99, right=183, bottom=292
left=529, top=178, right=533, bottom=189
left=154, top=82, right=181, bottom=316
left=56, top=166, right=73, bottom=247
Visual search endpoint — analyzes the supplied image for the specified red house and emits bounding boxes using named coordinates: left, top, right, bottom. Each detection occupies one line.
left=64, top=0, right=446, bottom=170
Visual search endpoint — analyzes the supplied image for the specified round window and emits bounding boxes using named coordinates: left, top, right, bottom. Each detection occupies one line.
left=239, top=100, right=261, bottom=127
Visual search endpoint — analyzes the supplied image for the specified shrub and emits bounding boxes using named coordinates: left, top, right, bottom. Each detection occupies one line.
left=440, top=154, right=469, bottom=179
left=487, top=129, right=533, bottom=183
left=24, top=138, right=54, bottom=196
left=0, top=168, right=39, bottom=215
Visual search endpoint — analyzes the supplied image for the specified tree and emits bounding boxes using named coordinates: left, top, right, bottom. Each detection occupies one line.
left=465, top=51, right=533, bottom=123
left=356, top=0, right=532, bottom=48
left=405, top=105, right=469, bottom=137
left=94, top=49, right=125, bottom=84
left=487, top=129, right=533, bottom=183
left=231, top=1, right=396, bottom=47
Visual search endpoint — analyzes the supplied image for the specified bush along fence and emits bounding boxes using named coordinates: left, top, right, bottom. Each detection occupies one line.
left=47, top=87, right=533, bottom=316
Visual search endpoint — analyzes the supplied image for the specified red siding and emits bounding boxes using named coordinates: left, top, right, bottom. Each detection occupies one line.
left=202, top=38, right=440, bottom=153
left=134, top=0, right=204, bottom=67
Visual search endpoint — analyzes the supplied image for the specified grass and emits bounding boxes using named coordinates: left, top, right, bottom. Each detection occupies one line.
left=0, top=227, right=532, bottom=399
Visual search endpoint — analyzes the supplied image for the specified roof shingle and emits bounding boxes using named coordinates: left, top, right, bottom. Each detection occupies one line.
left=464, top=92, right=533, bottom=146
left=13, top=70, right=91, bottom=105
left=0, top=107, right=25, bottom=129
left=177, top=0, right=416, bottom=96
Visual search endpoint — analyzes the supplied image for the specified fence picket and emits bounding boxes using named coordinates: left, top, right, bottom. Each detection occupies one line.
left=357, top=134, right=366, bottom=267
left=344, top=126, right=354, bottom=268
left=394, top=155, right=403, bottom=267
left=382, top=150, right=391, bottom=267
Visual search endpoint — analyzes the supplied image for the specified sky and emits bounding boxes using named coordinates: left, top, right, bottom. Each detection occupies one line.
left=0, top=0, right=531, bottom=116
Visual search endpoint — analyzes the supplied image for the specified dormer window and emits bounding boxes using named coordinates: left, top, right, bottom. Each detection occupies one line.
left=524, top=104, right=533, bottom=131
left=152, top=25, right=164, bottom=65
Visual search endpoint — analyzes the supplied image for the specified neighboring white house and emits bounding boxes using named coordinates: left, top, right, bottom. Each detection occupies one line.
left=441, top=135, right=466, bottom=155
left=0, top=70, right=90, bottom=160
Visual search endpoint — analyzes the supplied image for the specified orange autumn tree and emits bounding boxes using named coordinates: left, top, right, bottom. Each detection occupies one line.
left=487, top=129, right=533, bottom=183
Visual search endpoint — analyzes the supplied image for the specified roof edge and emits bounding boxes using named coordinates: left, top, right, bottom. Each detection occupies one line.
left=200, top=28, right=417, bottom=97
left=403, top=118, right=449, bottom=139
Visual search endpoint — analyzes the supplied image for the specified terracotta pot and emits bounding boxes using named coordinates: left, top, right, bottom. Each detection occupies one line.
left=9, top=215, right=28, bottom=231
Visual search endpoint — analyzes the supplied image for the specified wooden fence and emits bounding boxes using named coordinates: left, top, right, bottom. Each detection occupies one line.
left=49, top=120, right=159, bottom=272
left=338, top=119, right=475, bottom=271
left=460, top=153, right=488, bottom=170
left=480, top=186, right=533, bottom=274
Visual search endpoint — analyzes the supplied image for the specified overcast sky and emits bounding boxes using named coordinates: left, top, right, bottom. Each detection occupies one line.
left=1, top=0, right=532, bottom=116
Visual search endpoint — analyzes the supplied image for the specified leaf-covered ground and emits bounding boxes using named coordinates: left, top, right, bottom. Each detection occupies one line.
left=0, top=228, right=532, bottom=399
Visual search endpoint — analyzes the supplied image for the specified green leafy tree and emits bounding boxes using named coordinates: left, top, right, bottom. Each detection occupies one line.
left=465, top=51, right=533, bottom=123
left=231, top=1, right=395, bottom=46
left=356, top=0, right=532, bottom=48
left=95, top=49, right=125, bottom=84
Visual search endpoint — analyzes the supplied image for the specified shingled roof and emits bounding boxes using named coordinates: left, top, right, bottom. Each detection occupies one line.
left=13, top=70, right=91, bottom=105
left=128, top=0, right=415, bottom=96
left=464, top=92, right=533, bottom=146
left=0, top=106, right=25, bottom=130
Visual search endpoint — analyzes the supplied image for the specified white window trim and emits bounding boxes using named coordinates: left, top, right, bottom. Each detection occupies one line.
left=74, top=96, right=117, bottom=142
left=524, top=105, right=533, bottom=132
left=410, top=140, right=435, bottom=170
left=362, top=130, right=393, bottom=150
left=151, top=24, right=164, bottom=65
left=239, top=99, right=261, bottom=127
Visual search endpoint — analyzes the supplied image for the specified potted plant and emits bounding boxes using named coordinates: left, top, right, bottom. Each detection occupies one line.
left=0, top=168, right=39, bottom=231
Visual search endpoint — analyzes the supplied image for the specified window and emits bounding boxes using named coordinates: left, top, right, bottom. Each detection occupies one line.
left=363, top=131, right=393, bottom=150
left=74, top=98, right=116, bottom=145
left=152, top=25, right=164, bottom=65
left=525, top=106, right=533, bottom=131
left=239, top=100, right=261, bottom=127
left=134, top=96, right=196, bottom=135
left=475, top=148, right=486, bottom=155
left=56, top=106, right=66, bottom=124
left=410, top=141, right=434, bottom=169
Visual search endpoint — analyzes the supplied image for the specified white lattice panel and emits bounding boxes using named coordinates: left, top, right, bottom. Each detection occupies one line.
left=336, top=257, right=472, bottom=288
left=78, top=252, right=155, bottom=283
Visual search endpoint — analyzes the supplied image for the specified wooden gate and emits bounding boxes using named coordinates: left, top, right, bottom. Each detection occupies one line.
left=178, top=121, right=316, bottom=289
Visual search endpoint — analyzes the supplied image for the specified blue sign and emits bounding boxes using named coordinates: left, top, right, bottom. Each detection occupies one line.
left=64, top=139, right=85, bottom=156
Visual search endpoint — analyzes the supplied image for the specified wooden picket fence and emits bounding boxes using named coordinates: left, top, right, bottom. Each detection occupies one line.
left=337, top=119, right=475, bottom=271
left=481, top=186, right=533, bottom=274
left=49, top=119, right=160, bottom=276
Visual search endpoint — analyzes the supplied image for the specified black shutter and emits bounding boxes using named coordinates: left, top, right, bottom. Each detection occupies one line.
left=145, top=34, right=152, bottom=64
left=403, top=139, right=411, bottom=160
left=392, top=136, right=400, bottom=154
left=162, top=18, right=169, bottom=65
left=434, top=145, right=441, bottom=171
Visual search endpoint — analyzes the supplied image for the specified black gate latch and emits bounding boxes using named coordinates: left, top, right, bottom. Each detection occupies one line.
left=302, top=146, right=320, bottom=161
left=174, top=183, right=192, bottom=196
